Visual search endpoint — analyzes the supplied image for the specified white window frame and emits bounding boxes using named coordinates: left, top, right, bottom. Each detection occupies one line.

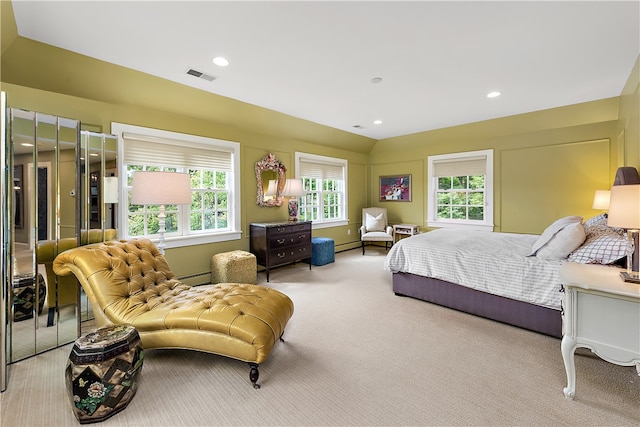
left=295, top=152, right=348, bottom=229
left=427, top=149, right=494, bottom=231
left=111, top=122, right=241, bottom=249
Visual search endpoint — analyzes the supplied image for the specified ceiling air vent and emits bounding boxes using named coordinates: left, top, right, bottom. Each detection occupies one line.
left=353, top=125, right=365, bottom=129
left=186, top=68, right=216, bottom=82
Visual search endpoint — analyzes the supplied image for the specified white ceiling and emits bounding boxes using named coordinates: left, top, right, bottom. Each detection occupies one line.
left=11, top=1, right=640, bottom=140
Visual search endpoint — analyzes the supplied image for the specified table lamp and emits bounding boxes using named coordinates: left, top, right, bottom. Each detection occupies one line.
left=282, top=179, right=305, bottom=221
left=607, top=184, right=640, bottom=282
left=132, top=171, right=191, bottom=254
left=591, top=190, right=610, bottom=212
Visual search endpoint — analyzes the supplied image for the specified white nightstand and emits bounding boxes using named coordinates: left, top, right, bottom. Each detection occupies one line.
left=393, top=224, right=419, bottom=243
left=559, top=262, right=640, bottom=400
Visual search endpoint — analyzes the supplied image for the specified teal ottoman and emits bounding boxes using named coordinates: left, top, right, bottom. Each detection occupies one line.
left=309, top=237, right=335, bottom=266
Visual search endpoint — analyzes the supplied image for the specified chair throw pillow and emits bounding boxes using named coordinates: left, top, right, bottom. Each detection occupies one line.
left=528, top=216, right=582, bottom=256
left=365, top=213, right=385, bottom=232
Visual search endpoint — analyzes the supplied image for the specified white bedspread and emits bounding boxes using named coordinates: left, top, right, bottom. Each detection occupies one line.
left=383, top=228, right=565, bottom=310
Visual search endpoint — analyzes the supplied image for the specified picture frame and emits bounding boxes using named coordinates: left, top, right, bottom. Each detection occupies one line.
left=379, top=174, right=411, bottom=202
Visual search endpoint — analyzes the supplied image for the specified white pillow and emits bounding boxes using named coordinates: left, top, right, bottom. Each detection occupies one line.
left=529, top=216, right=582, bottom=256
left=365, top=213, right=385, bottom=232
left=536, top=222, right=586, bottom=260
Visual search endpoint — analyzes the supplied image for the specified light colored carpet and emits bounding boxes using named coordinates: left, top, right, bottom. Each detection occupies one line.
left=1, top=247, right=638, bottom=426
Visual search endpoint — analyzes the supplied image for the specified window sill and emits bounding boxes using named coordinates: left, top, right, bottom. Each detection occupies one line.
left=427, top=221, right=494, bottom=232
left=134, top=230, right=242, bottom=250
left=312, top=219, right=348, bottom=230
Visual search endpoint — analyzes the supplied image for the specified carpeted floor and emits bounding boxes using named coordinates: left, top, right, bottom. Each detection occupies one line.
left=1, top=247, right=638, bottom=426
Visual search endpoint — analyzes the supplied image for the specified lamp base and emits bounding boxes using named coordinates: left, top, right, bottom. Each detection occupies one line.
left=619, top=271, right=640, bottom=284
left=287, top=197, right=299, bottom=222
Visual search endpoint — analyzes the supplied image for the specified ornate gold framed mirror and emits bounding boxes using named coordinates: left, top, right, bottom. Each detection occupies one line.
left=255, top=153, right=286, bottom=207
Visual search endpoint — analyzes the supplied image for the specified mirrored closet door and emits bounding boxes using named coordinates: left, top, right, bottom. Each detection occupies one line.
left=2, top=105, right=119, bottom=392
left=9, top=109, right=81, bottom=362
left=77, top=131, right=119, bottom=330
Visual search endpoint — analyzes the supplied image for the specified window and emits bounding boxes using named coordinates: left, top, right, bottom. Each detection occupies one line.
left=427, top=149, right=493, bottom=230
left=295, top=152, right=348, bottom=228
left=112, top=123, right=241, bottom=248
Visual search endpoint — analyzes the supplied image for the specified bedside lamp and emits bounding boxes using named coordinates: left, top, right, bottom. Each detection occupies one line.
left=282, top=179, right=305, bottom=221
left=592, top=190, right=610, bottom=212
left=607, top=184, right=640, bottom=282
left=132, top=171, right=191, bottom=255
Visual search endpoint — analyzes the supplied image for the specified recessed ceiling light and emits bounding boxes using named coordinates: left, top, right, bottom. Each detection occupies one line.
left=371, top=77, right=383, bottom=84
left=487, top=91, right=501, bottom=98
left=213, top=57, right=229, bottom=67
left=373, top=120, right=382, bottom=125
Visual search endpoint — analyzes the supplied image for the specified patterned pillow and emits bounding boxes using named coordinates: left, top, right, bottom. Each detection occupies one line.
left=568, top=232, right=628, bottom=264
left=583, top=213, right=624, bottom=239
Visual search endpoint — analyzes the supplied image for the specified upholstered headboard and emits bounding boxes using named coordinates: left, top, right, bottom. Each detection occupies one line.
left=613, top=166, right=640, bottom=185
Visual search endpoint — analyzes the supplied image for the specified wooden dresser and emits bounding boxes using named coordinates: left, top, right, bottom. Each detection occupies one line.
left=250, top=221, right=312, bottom=281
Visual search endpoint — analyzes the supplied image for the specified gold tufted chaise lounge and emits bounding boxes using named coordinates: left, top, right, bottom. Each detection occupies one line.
left=53, top=238, right=294, bottom=388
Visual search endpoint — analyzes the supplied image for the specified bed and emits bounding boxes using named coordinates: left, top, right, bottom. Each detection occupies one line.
left=384, top=211, right=631, bottom=338
left=384, top=228, right=566, bottom=337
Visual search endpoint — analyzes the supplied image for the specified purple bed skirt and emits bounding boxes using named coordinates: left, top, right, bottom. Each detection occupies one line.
left=392, top=272, right=562, bottom=338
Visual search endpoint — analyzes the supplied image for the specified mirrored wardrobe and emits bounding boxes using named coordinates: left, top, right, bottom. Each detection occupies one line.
left=10, top=108, right=80, bottom=363
left=1, top=101, right=118, bottom=391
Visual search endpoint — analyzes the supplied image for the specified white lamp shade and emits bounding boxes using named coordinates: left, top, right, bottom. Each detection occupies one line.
left=103, top=176, right=119, bottom=204
left=592, top=190, right=610, bottom=210
left=282, top=179, right=305, bottom=197
left=265, top=179, right=278, bottom=197
left=607, top=184, right=640, bottom=229
left=131, top=171, right=192, bottom=205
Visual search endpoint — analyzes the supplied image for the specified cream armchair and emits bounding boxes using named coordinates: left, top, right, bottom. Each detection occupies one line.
left=359, top=207, right=394, bottom=255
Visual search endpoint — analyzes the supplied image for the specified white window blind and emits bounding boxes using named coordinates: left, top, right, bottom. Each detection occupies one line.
left=123, top=133, right=232, bottom=170
left=432, top=156, right=486, bottom=177
left=298, top=156, right=344, bottom=180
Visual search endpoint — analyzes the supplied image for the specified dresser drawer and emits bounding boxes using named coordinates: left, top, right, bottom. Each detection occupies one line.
left=267, top=222, right=311, bottom=236
left=269, top=243, right=311, bottom=266
left=269, top=230, right=311, bottom=248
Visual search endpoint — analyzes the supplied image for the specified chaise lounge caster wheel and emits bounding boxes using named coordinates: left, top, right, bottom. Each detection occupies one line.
left=249, top=363, right=260, bottom=389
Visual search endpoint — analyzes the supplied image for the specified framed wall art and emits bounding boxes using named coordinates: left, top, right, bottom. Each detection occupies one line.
left=379, top=174, right=411, bottom=202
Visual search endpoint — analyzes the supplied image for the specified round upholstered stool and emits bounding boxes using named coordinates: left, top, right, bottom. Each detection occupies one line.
left=211, top=250, right=257, bottom=284
left=65, top=325, right=143, bottom=424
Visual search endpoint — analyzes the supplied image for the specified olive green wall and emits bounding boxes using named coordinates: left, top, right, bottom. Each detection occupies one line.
left=369, top=98, right=623, bottom=234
